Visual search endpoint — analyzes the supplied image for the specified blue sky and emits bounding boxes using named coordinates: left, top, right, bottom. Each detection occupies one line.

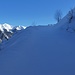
left=0, top=0, right=75, bottom=26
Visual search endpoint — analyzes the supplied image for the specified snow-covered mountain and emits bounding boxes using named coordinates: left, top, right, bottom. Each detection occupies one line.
left=0, top=23, right=12, bottom=32
left=0, top=23, right=26, bottom=32
left=0, top=23, right=26, bottom=42
left=0, top=8, right=75, bottom=75
left=12, top=25, right=26, bottom=33
left=13, top=26, right=26, bottom=30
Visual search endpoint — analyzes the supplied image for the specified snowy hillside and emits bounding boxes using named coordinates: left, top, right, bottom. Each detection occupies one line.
left=0, top=9, right=75, bottom=75
left=0, top=24, right=75, bottom=75
left=56, top=7, right=75, bottom=32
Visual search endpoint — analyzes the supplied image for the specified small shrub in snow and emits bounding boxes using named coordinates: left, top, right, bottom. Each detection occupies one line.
left=54, top=10, right=62, bottom=23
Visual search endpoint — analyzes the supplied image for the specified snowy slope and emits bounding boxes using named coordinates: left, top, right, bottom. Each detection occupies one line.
left=55, top=7, right=75, bottom=32
left=0, top=24, right=75, bottom=75
left=0, top=9, right=75, bottom=75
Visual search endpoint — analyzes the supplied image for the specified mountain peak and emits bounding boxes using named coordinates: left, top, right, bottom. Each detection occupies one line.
left=0, top=23, right=26, bottom=42
left=0, top=23, right=12, bottom=32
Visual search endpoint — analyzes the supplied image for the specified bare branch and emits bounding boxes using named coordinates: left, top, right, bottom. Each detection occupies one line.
left=55, top=10, right=62, bottom=23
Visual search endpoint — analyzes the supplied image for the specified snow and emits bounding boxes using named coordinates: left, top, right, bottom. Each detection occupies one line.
left=0, top=23, right=26, bottom=42
left=0, top=24, right=75, bottom=75
left=2, top=23, right=13, bottom=31
left=13, top=26, right=26, bottom=30
left=0, top=23, right=26, bottom=32
left=0, top=23, right=13, bottom=32
left=0, top=9, right=75, bottom=75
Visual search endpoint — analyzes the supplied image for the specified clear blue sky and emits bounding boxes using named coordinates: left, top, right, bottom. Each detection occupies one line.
left=0, top=0, right=75, bottom=26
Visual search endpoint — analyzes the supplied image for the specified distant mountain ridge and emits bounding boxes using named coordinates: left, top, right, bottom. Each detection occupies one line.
left=0, top=23, right=26, bottom=42
left=0, top=23, right=26, bottom=32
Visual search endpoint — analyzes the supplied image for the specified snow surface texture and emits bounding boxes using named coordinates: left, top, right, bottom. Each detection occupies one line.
left=0, top=9, right=75, bottom=75
left=0, top=24, right=75, bottom=75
